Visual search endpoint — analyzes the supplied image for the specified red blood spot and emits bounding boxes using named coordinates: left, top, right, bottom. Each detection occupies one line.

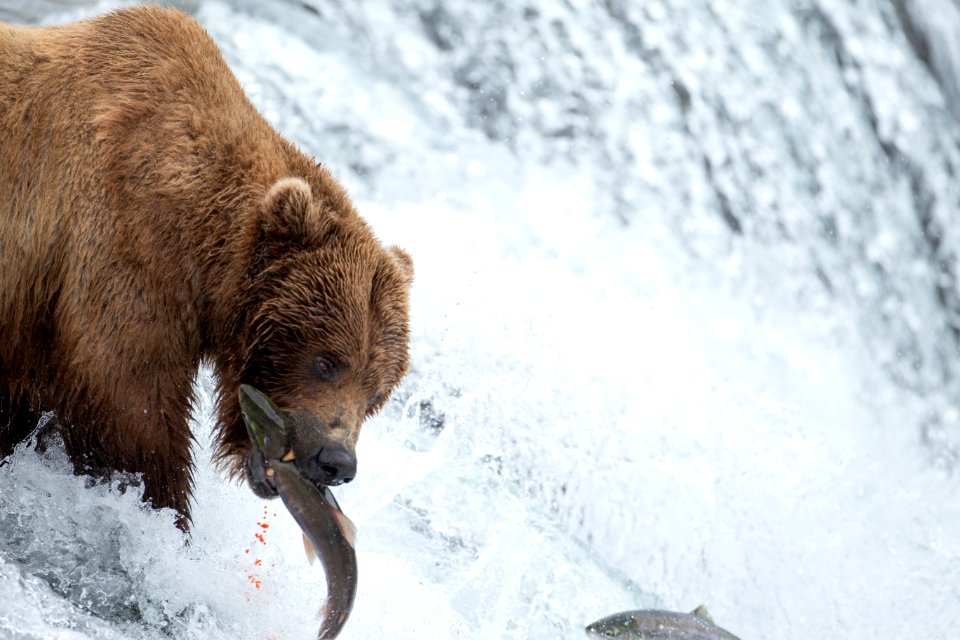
left=244, top=548, right=250, bottom=554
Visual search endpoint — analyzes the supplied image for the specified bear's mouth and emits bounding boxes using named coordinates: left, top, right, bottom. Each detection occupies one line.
left=245, top=448, right=280, bottom=499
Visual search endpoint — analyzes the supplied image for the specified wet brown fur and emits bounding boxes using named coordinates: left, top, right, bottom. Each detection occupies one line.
left=0, top=7, right=412, bottom=526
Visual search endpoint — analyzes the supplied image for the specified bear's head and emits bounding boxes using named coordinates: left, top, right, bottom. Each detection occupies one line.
left=224, top=176, right=411, bottom=497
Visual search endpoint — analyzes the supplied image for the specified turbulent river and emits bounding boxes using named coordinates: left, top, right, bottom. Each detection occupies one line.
left=2, top=0, right=960, bottom=638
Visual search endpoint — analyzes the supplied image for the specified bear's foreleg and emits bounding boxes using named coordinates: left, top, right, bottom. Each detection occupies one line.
left=56, top=385, right=197, bottom=530
left=0, top=384, right=40, bottom=461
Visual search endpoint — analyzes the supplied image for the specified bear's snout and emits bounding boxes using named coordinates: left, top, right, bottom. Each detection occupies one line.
left=303, top=442, right=357, bottom=486
left=279, top=406, right=361, bottom=489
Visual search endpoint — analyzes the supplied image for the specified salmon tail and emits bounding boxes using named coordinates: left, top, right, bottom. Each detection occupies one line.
left=317, top=598, right=350, bottom=640
left=302, top=533, right=317, bottom=565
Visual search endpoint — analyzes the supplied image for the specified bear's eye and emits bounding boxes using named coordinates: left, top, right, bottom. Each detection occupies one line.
left=313, top=356, right=339, bottom=381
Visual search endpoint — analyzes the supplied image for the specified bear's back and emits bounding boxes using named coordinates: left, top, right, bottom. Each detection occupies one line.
left=0, top=7, right=288, bottom=359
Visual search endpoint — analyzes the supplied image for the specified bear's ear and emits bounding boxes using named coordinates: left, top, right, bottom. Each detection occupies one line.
left=389, top=246, right=414, bottom=285
left=251, top=177, right=317, bottom=273
left=262, top=177, right=313, bottom=241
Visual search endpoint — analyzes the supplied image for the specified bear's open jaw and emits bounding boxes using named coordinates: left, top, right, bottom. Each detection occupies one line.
left=247, top=445, right=342, bottom=497
left=262, top=462, right=277, bottom=491
left=246, top=449, right=280, bottom=498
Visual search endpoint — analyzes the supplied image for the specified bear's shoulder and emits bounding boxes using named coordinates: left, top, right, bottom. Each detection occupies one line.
left=70, top=6, right=220, bottom=66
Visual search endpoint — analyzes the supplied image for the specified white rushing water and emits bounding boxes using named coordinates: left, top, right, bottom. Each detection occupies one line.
left=2, top=1, right=960, bottom=638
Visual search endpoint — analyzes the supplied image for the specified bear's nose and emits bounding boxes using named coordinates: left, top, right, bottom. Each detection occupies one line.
left=305, top=443, right=357, bottom=486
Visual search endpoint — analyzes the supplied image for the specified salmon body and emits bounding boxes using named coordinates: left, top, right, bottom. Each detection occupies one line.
left=239, top=384, right=358, bottom=640
left=585, top=607, right=741, bottom=640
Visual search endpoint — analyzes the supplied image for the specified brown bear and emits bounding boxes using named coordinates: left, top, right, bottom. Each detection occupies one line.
left=0, top=7, right=412, bottom=528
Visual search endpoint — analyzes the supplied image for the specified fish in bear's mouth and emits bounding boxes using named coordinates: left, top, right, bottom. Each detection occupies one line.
left=243, top=403, right=359, bottom=498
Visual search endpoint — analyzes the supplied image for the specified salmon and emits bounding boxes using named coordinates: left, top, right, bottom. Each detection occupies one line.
left=239, top=384, right=358, bottom=640
left=585, top=606, right=741, bottom=639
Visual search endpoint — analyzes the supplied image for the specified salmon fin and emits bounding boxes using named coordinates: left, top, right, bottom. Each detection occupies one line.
left=282, top=449, right=295, bottom=462
left=692, top=605, right=714, bottom=622
left=302, top=533, right=317, bottom=565
left=321, top=486, right=342, bottom=511
left=332, top=509, right=357, bottom=548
